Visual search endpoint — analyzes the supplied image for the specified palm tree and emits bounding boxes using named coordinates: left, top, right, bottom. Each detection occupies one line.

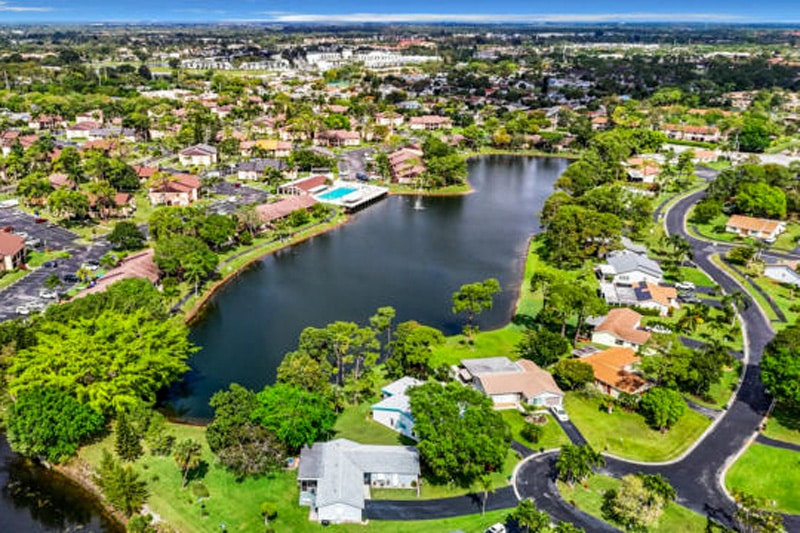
left=721, top=291, right=750, bottom=326
left=556, top=444, right=605, bottom=486
left=677, top=304, right=710, bottom=334
left=476, top=474, right=493, bottom=516
left=173, top=439, right=202, bottom=489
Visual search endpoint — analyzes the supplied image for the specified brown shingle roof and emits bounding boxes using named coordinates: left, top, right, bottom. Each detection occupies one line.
left=725, top=214, right=782, bottom=235
left=256, top=195, right=317, bottom=223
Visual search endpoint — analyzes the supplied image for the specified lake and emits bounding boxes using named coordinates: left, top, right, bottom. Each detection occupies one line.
left=173, top=155, right=568, bottom=418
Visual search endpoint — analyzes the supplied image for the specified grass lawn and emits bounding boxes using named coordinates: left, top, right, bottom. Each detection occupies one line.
left=664, top=266, right=717, bottom=289
left=501, top=409, right=571, bottom=451
left=0, top=268, right=29, bottom=290
left=750, top=275, right=800, bottom=326
left=770, top=222, right=800, bottom=252
left=640, top=305, right=743, bottom=353
left=688, top=212, right=741, bottom=243
left=725, top=443, right=800, bottom=514
left=333, top=402, right=414, bottom=446
left=558, top=474, right=707, bottom=532
left=687, top=363, right=741, bottom=410
left=26, top=250, right=71, bottom=267
left=76, top=422, right=514, bottom=532
left=564, top=392, right=711, bottom=462
left=709, top=254, right=781, bottom=324
left=763, top=401, right=800, bottom=446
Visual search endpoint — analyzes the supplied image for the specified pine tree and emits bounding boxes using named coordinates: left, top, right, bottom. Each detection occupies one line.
left=115, top=412, right=143, bottom=462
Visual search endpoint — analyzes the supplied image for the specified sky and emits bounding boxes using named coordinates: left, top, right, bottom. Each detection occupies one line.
left=0, top=0, right=798, bottom=24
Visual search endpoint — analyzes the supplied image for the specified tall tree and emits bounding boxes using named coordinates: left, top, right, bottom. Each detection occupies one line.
left=172, top=439, right=203, bottom=489
left=556, top=444, right=605, bottom=486
left=115, top=411, right=143, bottom=462
left=639, top=388, right=686, bottom=432
left=385, top=321, right=445, bottom=379
left=95, top=450, right=149, bottom=517
left=452, top=278, right=501, bottom=340
left=408, top=381, right=510, bottom=486
left=508, top=499, right=553, bottom=533
left=252, top=384, right=336, bottom=452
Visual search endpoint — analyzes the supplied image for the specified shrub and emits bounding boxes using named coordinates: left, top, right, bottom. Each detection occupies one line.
left=521, top=422, right=543, bottom=444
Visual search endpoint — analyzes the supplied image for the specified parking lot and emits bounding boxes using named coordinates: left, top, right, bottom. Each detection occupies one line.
left=0, top=208, right=112, bottom=321
left=207, top=180, right=270, bottom=215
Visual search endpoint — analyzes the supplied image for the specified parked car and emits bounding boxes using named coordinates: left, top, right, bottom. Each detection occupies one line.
left=43, top=260, right=58, bottom=268
left=550, top=405, right=569, bottom=422
left=675, top=281, right=696, bottom=291
left=39, top=289, right=58, bottom=299
left=2, top=225, right=13, bottom=232
left=356, top=172, right=368, bottom=181
left=83, top=260, right=101, bottom=271
left=485, top=524, right=507, bottom=533
left=678, top=295, right=702, bottom=304
left=35, top=217, right=48, bottom=224
left=26, top=237, right=42, bottom=248
left=27, top=301, right=46, bottom=312
left=15, top=305, right=30, bottom=315
left=63, top=273, right=80, bottom=284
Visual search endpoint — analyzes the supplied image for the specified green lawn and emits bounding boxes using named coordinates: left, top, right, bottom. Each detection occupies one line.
left=770, top=222, right=800, bottom=252
left=501, top=409, right=571, bottom=451
left=0, top=268, right=30, bottom=290
left=431, top=328, right=525, bottom=368
left=664, top=266, right=717, bottom=289
left=763, top=401, right=800, bottom=446
left=687, top=363, right=741, bottom=410
left=26, top=250, right=71, bottom=267
left=333, top=402, right=414, bottom=446
left=76, top=422, right=515, bottom=532
left=688, top=212, right=741, bottom=243
left=564, top=392, right=711, bottom=462
left=558, top=474, right=707, bottom=532
left=725, top=443, right=800, bottom=514
left=751, top=275, right=800, bottom=326
left=710, top=254, right=781, bottom=324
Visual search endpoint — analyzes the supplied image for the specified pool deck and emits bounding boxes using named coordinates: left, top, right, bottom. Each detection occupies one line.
left=312, top=180, right=389, bottom=212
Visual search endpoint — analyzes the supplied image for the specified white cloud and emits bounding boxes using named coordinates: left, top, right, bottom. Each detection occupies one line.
left=0, top=1, right=52, bottom=11
left=251, top=12, right=748, bottom=23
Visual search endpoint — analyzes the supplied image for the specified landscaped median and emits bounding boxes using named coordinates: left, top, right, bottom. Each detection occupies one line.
left=725, top=443, right=800, bottom=515
left=558, top=474, right=707, bottom=532
left=709, top=253, right=782, bottom=324
left=564, top=392, right=711, bottom=463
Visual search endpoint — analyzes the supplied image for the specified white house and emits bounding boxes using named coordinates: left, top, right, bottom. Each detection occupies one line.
left=457, top=357, right=563, bottom=410
left=297, top=439, right=420, bottom=524
left=764, top=262, right=800, bottom=287
left=597, top=250, right=664, bottom=285
left=591, top=308, right=652, bottom=351
left=370, top=376, right=421, bottom=440
left=725, top=215, right=786, bottom=241
left=179, top=144, right=218, bottom=167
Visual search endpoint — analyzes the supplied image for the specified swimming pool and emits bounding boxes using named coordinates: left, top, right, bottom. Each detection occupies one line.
left=317, top=187, right=357, bottom=201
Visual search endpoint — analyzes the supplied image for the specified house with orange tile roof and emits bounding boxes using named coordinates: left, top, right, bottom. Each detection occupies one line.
left=625, top=157, right=661, bottom=184
left=591, top=308, right=652, bottom=351
left=582, top=347, right=651, bottom=398
left=148, top=174, right=201, bottom=206
left=255, top=195, right=318, bottom=224
left=725, top=214, right=786, bottom=241
left=457, top=357, right=563, bottom=410
left=0, top=232, right=25, bottom=272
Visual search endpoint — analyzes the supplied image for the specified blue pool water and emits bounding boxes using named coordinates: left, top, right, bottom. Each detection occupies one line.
left=317, top=187, right=357, bottom=200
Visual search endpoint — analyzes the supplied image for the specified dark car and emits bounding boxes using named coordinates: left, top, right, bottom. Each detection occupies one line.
left=63, top=273, right=80, bottom=283
left=43, top=260, right=58, bottom=268
left=356, top=172, right=368, bottom=181
left=35, top=217, right=48, bottom=224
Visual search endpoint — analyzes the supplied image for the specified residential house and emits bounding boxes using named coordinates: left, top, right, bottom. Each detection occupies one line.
left=581, top=347, right=650, bottom=398
left=133, top=166, right=158, bottom=183
left=725, top=214, right=786, bottom=241
left=255, top=195, right=318, bottom=224
left=600, top=281, right=679, bottom=317
left=387, top=146, right=425, bottom=184
left=236, top=159, right=286, bottom=180
left=660, top=124, right=722, bottom=143
left=591, top=116, right=610, bottom=130
left=76, top=109, right=104, bottom=124
left=298, top=439, right=420, bottom=523
left=178, top=144, right=218, bottom=167
left=148, top=174, right=201, bottom=206
left=316, top=130, right=361, bottom=147
left=86, top=192, right=136, bottom=218
left=764, top=262, right=800, bottom=287
left=28, top=114, right=65, bottom=131
left=48, top=173, right=75, bottom=190
left=375, top=112, right=404, bottom=127
left=370, top=376, right=422, bottom=440
left=0, top=232, right=25, bottom=272
left=597, top=250, right=664, bottom=285
left=247, top=139, right=292, bottom=158
left=693, top=150, right=718, bottom=163
left=72, top=249, right=158, bottom=299
left=626, top=157, right=661, bottom=184
left=65, top=121, right=100, bottom=140
left=591, top=308, right=652, bottom=351
left=409, top=115, right=452, bottom=131
left=457, top=357, right=563, bottom=410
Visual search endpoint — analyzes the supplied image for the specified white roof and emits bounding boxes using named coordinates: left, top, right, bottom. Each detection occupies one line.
left=381, top=376, right=423, bottom=397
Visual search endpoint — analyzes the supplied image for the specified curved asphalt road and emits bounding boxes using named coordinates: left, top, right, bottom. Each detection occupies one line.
left=369, top=185, right=800, bottom=531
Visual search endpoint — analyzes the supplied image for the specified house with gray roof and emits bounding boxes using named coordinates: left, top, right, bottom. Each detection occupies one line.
left=597, top=250, right=663, bottom=285
left=370, top=376, right=421, bottom=440
left=297, top=439, right=420, bottom=523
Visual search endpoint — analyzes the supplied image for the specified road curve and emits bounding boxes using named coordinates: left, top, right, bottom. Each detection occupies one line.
left=516, top=186, right=790, bottom=530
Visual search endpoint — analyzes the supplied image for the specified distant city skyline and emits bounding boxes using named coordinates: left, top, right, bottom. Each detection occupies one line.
left=0, top=0, right=799, bottom=24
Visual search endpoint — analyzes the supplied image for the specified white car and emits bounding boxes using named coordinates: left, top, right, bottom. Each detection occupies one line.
left=675, top=281, right=696, bottom=291
left=39, top=289, right=58, bottom=299
left=15, top=305, right=30, bottom=315
left=550, top=405, right=569, bottom=422
left=485, top=524, right=507, bottom=533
